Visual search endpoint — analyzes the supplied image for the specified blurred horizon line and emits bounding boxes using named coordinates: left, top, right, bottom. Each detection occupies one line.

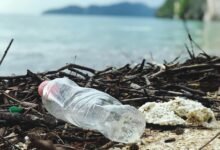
left=0, top=0, right=164, bottom=15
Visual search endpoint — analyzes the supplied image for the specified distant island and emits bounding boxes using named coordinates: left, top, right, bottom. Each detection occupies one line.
left=43, top=2, right=156, bottom=17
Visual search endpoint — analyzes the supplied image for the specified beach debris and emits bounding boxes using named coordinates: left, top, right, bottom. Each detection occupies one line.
left=0, top=50, right=219, bottom=149
left=39, top=78, right=145, bottom=143
left=139, top=97, right=219, bottom=128
left=8, top=106, right=23, bottom=113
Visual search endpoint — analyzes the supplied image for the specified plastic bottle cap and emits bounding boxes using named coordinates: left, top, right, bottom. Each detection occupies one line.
left=38, top=81, right=49, bottom=96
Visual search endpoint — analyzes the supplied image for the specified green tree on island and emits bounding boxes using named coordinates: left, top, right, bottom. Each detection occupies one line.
left=157, top=0, right=207, bottom=20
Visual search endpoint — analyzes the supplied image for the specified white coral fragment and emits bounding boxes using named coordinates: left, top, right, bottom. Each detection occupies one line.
left=139, top=97, right=219, bottom=128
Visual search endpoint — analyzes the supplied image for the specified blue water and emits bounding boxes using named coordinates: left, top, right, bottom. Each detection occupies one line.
left=0, top=14, right=220, bottom=75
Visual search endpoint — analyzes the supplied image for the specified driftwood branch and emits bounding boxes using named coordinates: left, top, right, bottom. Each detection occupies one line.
left=199, top=132, right=220, bottom=150
left=0, top=39, right=14, bottom=66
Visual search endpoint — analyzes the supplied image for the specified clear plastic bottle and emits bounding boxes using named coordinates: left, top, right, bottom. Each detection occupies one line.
left=38, top=77, right=145, bottom=143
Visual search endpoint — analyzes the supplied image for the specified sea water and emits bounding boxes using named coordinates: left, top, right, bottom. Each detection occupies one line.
left=0, top=14, right=220, bottom=75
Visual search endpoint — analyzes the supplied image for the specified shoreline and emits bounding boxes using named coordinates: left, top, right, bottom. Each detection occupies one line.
left=0, top=51, right=219, bottom=149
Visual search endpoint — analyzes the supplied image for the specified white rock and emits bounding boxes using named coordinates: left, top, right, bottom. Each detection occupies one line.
left=139, top=97, right=219, bottom=128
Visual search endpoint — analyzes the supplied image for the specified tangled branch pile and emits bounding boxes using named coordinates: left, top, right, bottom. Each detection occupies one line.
left=0, top=52, right=219, bottom=149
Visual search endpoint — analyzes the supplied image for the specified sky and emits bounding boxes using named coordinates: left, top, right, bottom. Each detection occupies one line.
left=0, top=0, right=165, bottom=14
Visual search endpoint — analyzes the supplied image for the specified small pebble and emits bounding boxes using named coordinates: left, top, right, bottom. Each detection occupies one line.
left=129, top=143, right=139, bottom=150
left=24, top=136, right=29, bottom=142
left=164, top=138, right=176, bottom=143
left=174, top=128, right=184, bottom=135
